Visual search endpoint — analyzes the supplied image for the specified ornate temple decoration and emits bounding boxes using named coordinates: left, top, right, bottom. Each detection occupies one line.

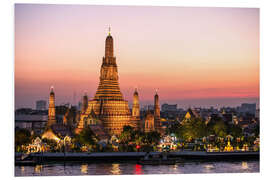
left=47, top=86, right=56, bottom=127
left=144, top=110, right=155, bottom=132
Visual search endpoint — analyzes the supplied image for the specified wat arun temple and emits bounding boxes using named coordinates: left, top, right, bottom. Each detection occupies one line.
left=43, top=29, right=161, bottom=139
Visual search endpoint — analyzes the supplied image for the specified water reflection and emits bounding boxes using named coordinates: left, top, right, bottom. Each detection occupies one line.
left=204, top=164, right=215, bottom=173
left=34, top=165, right=42, bottom=174
left=134, top=164, right=143, bottom=174
left=21, top=166, right=24, bottom=173
left=15, top=160, right=259, bottom=176
left=242, top=162, right=249, bottom=170
left=110, top=163, right=121, bottom=175
left=81, top=164, right=88, bottom=174
left=204, top=164, right=214, bottom=169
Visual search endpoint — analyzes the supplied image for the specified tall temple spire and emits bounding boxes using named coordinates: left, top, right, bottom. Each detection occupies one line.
left=50, top=86, right=54, bottom=93
left=105, top=27, right=114, bottom=58
left=47, top=86, right=56, bottom=127
left=132, top=87, right=141, bottom=130
left=83, top=30, right=132, bottom=135
left=154, top=91, right=160, bottom=114
left=132, top=88, right=140, bottom=117
left=81, top=92, right=88, bottom=114
left=154, top=90, right=161, bottom=132
left=95, top=29, right=123, bottom=101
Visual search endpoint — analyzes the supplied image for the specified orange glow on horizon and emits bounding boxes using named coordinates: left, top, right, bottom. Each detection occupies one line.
left=15, top=5, right=259, bottom=108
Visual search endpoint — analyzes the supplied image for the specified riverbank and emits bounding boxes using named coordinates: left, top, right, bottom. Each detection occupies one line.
left=15, top=151, right=259, bottom=165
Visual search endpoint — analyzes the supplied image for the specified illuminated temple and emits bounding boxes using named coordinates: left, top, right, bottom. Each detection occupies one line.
left=42, top=87, right=73, bottom=140
left=76, top=29, right=140, bottom=135
left=41, top=29, right=162, bottom=137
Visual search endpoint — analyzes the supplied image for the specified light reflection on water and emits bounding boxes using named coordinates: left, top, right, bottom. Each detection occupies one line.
left=34, top=165, right=43, bottom=174
left=110, top=164, right=121, bottom=175
left=203, top=164, right=215, bottom=173
left=242, top=162, right=249, bottom=170
left=15, top=160, right=259, bottom=176
left=81, top=164, right=88, bottom=174
left=21, top=166, right=24, bottom=172
left=134, top=164, right=143, bottom=175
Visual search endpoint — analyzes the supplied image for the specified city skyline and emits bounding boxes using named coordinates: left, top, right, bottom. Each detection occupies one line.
left=15, top=4, right=259, bottom=109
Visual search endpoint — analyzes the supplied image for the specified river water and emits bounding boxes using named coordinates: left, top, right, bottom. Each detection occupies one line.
left=15, top=160, right=259, bottom=176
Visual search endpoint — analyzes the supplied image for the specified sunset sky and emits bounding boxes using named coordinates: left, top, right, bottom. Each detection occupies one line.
left=15, top=4, right=259, bottom=109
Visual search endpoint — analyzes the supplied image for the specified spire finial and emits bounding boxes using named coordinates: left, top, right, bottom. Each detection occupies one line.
left=108, top=26, right=111, bottom=36
left=155, top=89, right=158, bottom=94
left=50, top=85, right=54, bottom=92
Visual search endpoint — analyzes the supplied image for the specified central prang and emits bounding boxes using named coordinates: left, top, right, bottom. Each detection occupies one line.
left=74, top=29, right=161, bottom=136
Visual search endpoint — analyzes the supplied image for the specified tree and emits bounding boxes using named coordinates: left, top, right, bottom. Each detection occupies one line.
left=74, top=126, right=97, bottom=146
left=133, top=130, right=144, bottom=145
left=212, top=120, right=227, bottom=137
left=253, top=124, right=260, bottom=137
left=15, top=128, right=31, bottom=147
left=145, top=131, right=161, bottom=145
left=119, top=125, right=135, bottom=143
left=166, top=120, right=181, bottom=135
left=193, top=118, right=207, bottom=138
left=227, top=124, right=243, bottom=138
left=179, top=117, right=207, bottom=141
left=123, top=125, right=134, bottom=132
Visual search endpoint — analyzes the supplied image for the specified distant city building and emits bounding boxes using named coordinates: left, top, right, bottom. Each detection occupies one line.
left=209, top=106, right=219, bottom=114
left=161, top=103, right=177, bottom=112
left=36, top=100, right=46, bottom=110
left=15, top=108, right=47, bottom=115
left=147, top=105, right=154, bottom=111
left=222, top=113, right=233, bottom=123
left=78, top=101, right=82, bottom=111
left=237, top=103, right=256, bottom=115
left=220, top=107, right=237, bottom=114
left=15, top=114, right=48, bottom=134
left=255, top=109, right=260, bottom=119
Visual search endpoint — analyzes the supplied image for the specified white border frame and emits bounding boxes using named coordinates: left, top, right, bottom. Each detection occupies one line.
left=1, top=0, right=269, bottom=180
